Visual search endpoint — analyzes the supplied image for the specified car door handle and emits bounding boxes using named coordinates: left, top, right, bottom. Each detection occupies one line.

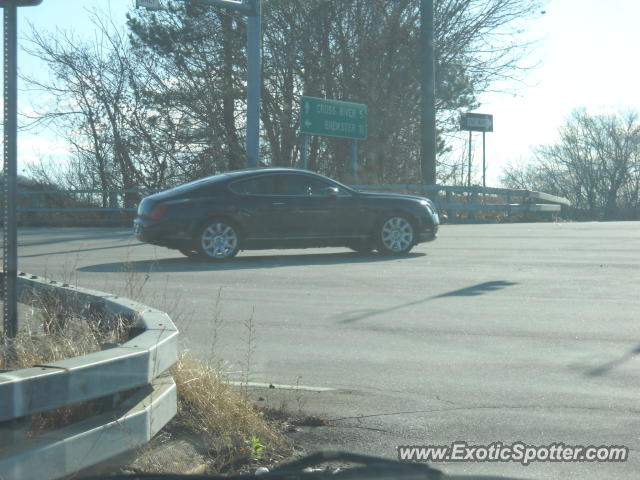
left=272, top=202, right=287, bottom=207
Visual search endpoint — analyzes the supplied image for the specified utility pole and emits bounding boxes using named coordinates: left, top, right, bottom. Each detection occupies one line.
left=420, top=0, right=436, bottom=186
left=245, top=0, right=261, bottom=168
left=186, top=0, right=261, bottom=168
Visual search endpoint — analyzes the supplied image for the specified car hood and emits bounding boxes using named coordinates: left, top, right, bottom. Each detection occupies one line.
left=356, top=190, right=431, bottom=203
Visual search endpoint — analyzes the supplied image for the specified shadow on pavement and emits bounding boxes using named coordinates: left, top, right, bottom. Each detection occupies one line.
left=586, top=345, right=640, bottom=376
left=20, top=242, right=143, bottom=258
left=432, top=280, right=518, bottom=298
left=18, top=229, right=133, bottom=248
left=77, top=251, right=426, bottom=273
left=337, top=280, right=518, bottom=324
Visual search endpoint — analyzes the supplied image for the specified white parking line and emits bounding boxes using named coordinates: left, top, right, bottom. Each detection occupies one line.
left=229, top=381, right=335, bottom=392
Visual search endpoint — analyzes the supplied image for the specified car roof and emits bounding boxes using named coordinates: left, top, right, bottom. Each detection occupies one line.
left=224, top=168, right=316, bottom=178
left=219, top=168, right=354, bottom=192
left=152, top=167, right=354, bottom=200
left=169, top=168, right=313, bottom=191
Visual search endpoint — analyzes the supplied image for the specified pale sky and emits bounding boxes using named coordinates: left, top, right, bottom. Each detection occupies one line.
left=476, top=0, right=640, bottom=183
left=6, top=0, right=640, bottom=186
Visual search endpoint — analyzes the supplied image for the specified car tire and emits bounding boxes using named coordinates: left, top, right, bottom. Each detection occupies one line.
left=196, top=219, right=241, bottom=261
left=348, top=240, right=374, bottom=254
left=179, top=248, right=201, bottom=258
left=376, top=215, right=415, bottom=255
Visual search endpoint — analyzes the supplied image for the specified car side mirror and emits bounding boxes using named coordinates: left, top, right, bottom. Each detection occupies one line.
left=326, top=187, right=340, bottom=198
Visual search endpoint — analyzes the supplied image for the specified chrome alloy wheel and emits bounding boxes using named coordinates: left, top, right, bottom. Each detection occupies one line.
left=200, top=222, right=239, bottom=259
left=380, top=216, right=414, bottom=253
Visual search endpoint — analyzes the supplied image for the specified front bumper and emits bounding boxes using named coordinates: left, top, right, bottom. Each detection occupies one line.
left=418, top=230, right=437, bottom=243
left=415, top=210, right=439, bottom=244
left=418, top=221, right=438, bottom=243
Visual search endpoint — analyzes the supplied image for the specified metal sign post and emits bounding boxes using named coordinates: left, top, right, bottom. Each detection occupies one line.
left=300, top=134, right=309, bottom=170
left=467, top=131, right=472, bottom=187
left=460, top=112, right=493, bottom=187
left=350, top=141, right=358, bottom=183
left=482, top=131, right=486, bottom=189
left=1, top=0, right=43, bottom=368
left=2, top=2, right=18, bottom=368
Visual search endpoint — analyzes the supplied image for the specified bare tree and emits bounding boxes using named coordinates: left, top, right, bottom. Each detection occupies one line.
left=22, top=14, right=201, bottom=203
left=501, top=109, right=640, bottom=219
left=24, top=0, right=543, bottom=191
left=127, top=0, right=542, bottom=183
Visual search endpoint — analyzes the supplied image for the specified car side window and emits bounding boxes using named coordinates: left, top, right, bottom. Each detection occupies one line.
left=273, top=175, right=335, bottom=196
left=229, top=176, right=275, bottom=195
left=230, top=174, right=345, bottom=197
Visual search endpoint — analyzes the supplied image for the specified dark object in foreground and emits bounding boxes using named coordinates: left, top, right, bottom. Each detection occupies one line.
left=82, top=450, right=530, bottom=480
left=134, top=169, right=439, bottom=260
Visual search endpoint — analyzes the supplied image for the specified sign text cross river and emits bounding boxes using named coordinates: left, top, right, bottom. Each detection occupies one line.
left=300, top=96, right=367, bottom=140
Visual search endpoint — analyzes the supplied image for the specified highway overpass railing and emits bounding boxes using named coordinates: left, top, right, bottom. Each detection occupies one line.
left=12, top=184, right=570, bottom=224
left=353, top=184, right=570, bottom=220
left=0, top=274, right=179, bottom=480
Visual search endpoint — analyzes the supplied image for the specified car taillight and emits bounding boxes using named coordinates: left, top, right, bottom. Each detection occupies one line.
left=149, top=203, right=168, bottom=220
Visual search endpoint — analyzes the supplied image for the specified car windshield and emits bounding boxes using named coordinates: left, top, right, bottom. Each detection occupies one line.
left=1, top=2, right=638, bottom=480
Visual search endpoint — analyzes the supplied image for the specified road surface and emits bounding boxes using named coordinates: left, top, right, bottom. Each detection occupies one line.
left=14, top=222, right=640, bottom=479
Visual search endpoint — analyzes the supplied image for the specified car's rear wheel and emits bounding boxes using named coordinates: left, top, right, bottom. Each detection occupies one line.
left=197, top=220, right=240, bottom=260
left=377, top=215, right=415, bottom=255
left=348, top=240, right=374, bottom=254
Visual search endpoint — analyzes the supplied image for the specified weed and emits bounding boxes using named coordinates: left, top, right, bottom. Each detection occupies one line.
left=294, top=376, right=307, bottom=416
left=170, top=352, right=286, bottom=471
left=209, top=287, right=226, bottom=367
left=241, top=307, right=256, bottom=395
left=246, top=436, right=266, bottom=461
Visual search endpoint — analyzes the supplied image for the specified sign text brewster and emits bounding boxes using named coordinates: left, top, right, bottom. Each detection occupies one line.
left=300, top=96, right=367, bottom=140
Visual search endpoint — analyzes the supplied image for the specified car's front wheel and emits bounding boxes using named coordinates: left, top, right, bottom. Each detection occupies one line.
left=197, top=220, right=240, bottom=260
left=377, top=215, right=415, bottom=255
left=178, top=248, right=201, bottom=258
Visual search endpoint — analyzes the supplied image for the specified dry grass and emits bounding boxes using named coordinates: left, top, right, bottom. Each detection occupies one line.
left=7, top=316, right=128, bottom=371
left=1, top=284, right=289, bottom=473
left=1, top=296, right=131, bottom=435
left=168, top=352, right=289, bottom=472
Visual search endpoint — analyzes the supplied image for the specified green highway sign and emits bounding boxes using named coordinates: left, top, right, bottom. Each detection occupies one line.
left=300, top=96, right=367, bottom=140
left=136, top=0, right=162, bottom=9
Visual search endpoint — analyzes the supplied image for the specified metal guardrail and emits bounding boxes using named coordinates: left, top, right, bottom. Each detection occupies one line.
left=12, top=184, right=570, bottom=218
left=15, top=188, right=160, bottom=214
left=0, top=274, right=179, bottom=480
left=352, top=184, right=570, bottom=216
left=353, top=183, right=571, bottom=204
